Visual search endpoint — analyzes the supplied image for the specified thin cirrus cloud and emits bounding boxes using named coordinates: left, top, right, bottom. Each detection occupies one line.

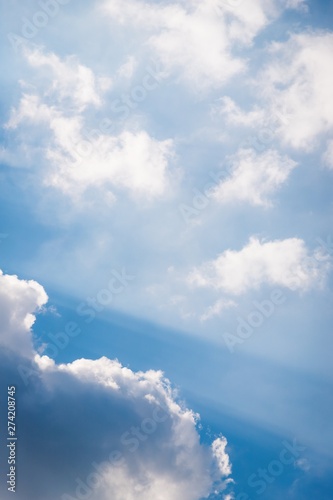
left=211, top=148, right=298, bottom=207
left=0, top=267, right=233, bottom=500
left=188, top=237, right=332, bottom=295
left=5, top=47, right=174, bottom=201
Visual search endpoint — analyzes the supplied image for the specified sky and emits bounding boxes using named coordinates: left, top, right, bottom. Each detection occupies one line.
left=0, top=0, right=333, bottom=499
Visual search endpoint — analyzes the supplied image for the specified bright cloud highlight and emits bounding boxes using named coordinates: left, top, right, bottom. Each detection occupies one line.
left=189, top=237, right=331, bottom=295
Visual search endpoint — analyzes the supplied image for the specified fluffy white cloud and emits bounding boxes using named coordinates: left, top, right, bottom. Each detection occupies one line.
left=102, top=0, right=243, bottom=90
left=6, top=48, right=174, bottom=200
left=22, top=47, right=111, bottom=111
left=0, top=269, right=232, bottom=500
left=47, top=127, right=174, bottom=199
left=188, top=237, right=331, bottom=295
left=212, top=436, right=232, bottom=476
left=258, top=32, right=333, bottom=151
left=214, top=31, right=333, bottom=173
left=212, top=148, right=297, bottom=207
left=102, top=0, right=300, bottom=91
left=0, top=269, right=48, bottom=357
left=31, top=355, right=231, bottom=500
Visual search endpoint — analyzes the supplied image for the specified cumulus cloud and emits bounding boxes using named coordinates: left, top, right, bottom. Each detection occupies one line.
left=211, top=148, right=297, bottom=207
left=5, top=47, right=174, bottom=200
left=102, top=0, right=300, bottom=91
left=31, top=355, right=230, bottom=500
left=259, top=32, right=333, bottom=151
left=0, top=269, right=48, bottom=357
left=213, top=31, right=333, bottom=172
left=102, top=0, right=243, bottom=90
left=188, top=237, right=332, bottom=295
left=212, top=436, right=232, bottom=476
left=46, top=127, right=174, bottom=199
left=0, top=268, right=232, bottom=500
left=22, top=47, right=112, bottom=111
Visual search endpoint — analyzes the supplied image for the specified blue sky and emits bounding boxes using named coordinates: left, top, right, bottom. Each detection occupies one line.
left=0, top=1, right=333, bottom=499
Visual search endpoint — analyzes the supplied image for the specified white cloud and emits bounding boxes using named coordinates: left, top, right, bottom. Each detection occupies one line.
left=215, top=0, right=278, bottom=44
left=0, top=269, right=48, bottom=357
left=46, top=127, right=174, bottom=199
left=7, top=93, right=76, bottom=131
left=213, top=96, right=266, bottom=127
left=23, top=47, right=111, bottom=111
left=259, top=32, right=333, bottom=151
left=146, top=5, right=244, bottom=91
left=6, top=49, right=174, bottom=201
left=215, top=32, right=333, bottom=168
left=102, top=0, right=297, bottom=91
left=322, top=139, right=333, bottom=170
left=201, top=298, right=237, bottom=322
left=0, top=269, right=232, bottom=499
left=188, top=237, right=332, bottom=295
left=212, top=436, right=232, bottom=476
left=285, top=0, right=308, bottom=11
left=33, top=355, right=231, bottom=500
left=117, top=56, right=138, bottom=80
left=212, top=148, right=297, bottom=207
